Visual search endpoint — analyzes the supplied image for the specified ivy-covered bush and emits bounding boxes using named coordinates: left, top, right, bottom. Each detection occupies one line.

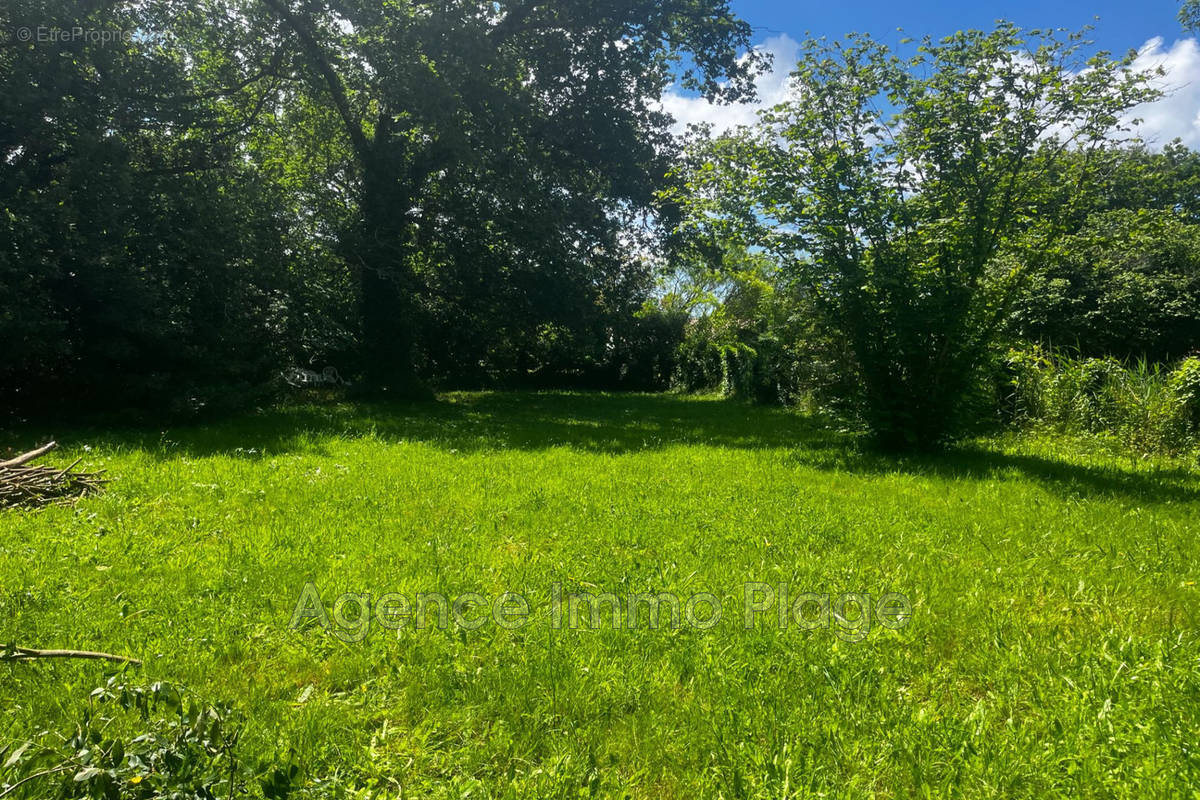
left=1169, top=357, right=1200, bottom=434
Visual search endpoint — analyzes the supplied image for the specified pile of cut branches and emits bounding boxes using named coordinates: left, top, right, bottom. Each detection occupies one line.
left=0, top=442, right=106, bottom=510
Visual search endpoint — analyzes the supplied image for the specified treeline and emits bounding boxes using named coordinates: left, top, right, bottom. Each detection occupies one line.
left=5, top=5, right=1200, bottom=453
left=660, top=25, right=1200, bottom=450
left=665, top=145, right=1200, bottom=412
left=1, top=0, right=763, bottom=419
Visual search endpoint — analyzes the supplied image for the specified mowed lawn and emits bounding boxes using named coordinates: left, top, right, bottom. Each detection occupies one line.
left=2, top=392, right=1198, bottom=798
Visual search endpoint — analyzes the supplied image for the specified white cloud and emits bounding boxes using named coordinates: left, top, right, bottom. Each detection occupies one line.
left=660, top=33, right=1200, bottom=151
left=1123, top=36, right=1200, bottom=149
left=660, top=34, right=801, bottom=136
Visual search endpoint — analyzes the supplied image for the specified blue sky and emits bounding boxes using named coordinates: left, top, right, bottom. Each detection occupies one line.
left=730, top=0, right=1184, bottom=55
left=664, top=0, right=1200, bottom=148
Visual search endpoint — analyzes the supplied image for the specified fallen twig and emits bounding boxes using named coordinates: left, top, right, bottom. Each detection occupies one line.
left=0, top=646, right=142, bottom=666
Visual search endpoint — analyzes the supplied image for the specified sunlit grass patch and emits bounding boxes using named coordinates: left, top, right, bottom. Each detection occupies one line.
left=1, top=393, right=1197, bottom=798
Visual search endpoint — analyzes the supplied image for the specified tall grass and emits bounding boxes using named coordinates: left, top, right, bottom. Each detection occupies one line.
left=1, top=393, right=1198, bottom=797
left=1005, top=347, right=1200, bottom=457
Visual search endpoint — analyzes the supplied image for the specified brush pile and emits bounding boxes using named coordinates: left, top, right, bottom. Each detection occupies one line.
left=0, top=442, right=106, bottom=510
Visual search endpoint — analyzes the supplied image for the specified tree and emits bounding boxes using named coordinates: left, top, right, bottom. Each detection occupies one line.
left=1021, top=141, right=1200, bottom=230
left=2, top=0, right=766, bottom=414
left=0, top=0, right=334, bottom=418
left=1011, top=209, right=1200, bottom=362
left=673, top=24, right=1160, bottom=447
left=259, top=0, right=767, bottom=396
left=1183, top=0, right=1200, bottom=33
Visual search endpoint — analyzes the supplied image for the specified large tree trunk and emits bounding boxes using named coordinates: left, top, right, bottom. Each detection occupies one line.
left=354, top=155, right=428, bottom=399
left=358, top=256, right=421, bottom=397
left=260, top=3, right=429, bottom=399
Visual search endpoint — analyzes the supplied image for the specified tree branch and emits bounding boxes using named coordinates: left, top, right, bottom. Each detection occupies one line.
left=1, top=646, right=142, bottom=666
left=260, top=0, right=370, bottom=159
left=0, top=442, right=57, bottom=469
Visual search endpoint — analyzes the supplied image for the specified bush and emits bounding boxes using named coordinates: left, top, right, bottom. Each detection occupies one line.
left=1169, top=357, right=1200, bottom=434
left=668, top=266, right=810, bottom=406
left=1004, top=347, right=1200, bottom=457
left=1011, top=209, right=1200, bottom=363
left=672, top=316, right=726, bottom=393
left=672, top=314, right=796, bottom=404
left=0, top=678, right=314, bottom=800
left=606, top=308, right=688, bottom=391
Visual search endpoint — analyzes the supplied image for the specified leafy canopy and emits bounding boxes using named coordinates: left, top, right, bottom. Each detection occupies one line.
left=672, top=23, right=1160, bottom=446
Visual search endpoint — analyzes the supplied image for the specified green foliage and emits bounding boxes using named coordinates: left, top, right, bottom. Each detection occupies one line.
left=608, top=308, right=689, bottom=392
left=1183, top=0, right=1200, bottom=32
left=672, top=23, right=1160, bottom=448
left=1010, top=209, right=1200, bottom=362
left=671, top=315, right=726, bottom=393
left=665, top=243, right=808, bottom=404
left=259, top=0, right=767, bottom=395
left=0, top=678, right=270, bottom=799
left=1, top=0, right=767, bottom=413
left=0, top=0, right=353, bottom=420
left=1169, top=356, right=1200, bottom=433
left=1084, top=142, right=1200, bottom=224
left=1005, top=347, right=1200, bottom=457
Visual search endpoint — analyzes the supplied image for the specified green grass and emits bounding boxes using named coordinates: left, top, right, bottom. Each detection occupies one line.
left=2, top=392, right=1198, bottom=798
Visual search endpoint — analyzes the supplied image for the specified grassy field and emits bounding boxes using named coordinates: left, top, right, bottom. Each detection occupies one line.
left=1, top=392, right=1198, bottom=798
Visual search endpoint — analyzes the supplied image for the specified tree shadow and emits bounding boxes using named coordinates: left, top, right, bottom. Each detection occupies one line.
left=785, top=441, right=1200, bottom=505
left=44, top=392, right=845, bottom=458
left=18, top=391, right=1199, bottom=505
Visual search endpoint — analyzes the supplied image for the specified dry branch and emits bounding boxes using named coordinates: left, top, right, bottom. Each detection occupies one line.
left=0, top=441, right=57, bottom=468
left=0, top=646, right=142, bottom=666
left=0, top=442, right=106, bottom=510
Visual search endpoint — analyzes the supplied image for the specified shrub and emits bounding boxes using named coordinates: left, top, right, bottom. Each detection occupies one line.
left=672, top=316, right=726, bottom=393
left=1004, top=347, right=1055, bottom=423
left=1005, top=347, right=1200, bottom=457
left=1169, top=357, right=1200, bottom=434
left=0, top=678, right=301, bottom=800
left=1010, top=209, right=1200, bottom=363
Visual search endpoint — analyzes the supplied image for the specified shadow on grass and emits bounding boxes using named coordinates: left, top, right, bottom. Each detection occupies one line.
left=786, top=443, right=1200, bottom=504
left=52, top=392, right=842, bottom=456
left=25, top=391, right=1200, bottom=505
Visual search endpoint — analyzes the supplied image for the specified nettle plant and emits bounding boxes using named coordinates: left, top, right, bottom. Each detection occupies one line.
left=0, top=678, right=299, bottom=800
left=675, top=23, right=1161, bottom=447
